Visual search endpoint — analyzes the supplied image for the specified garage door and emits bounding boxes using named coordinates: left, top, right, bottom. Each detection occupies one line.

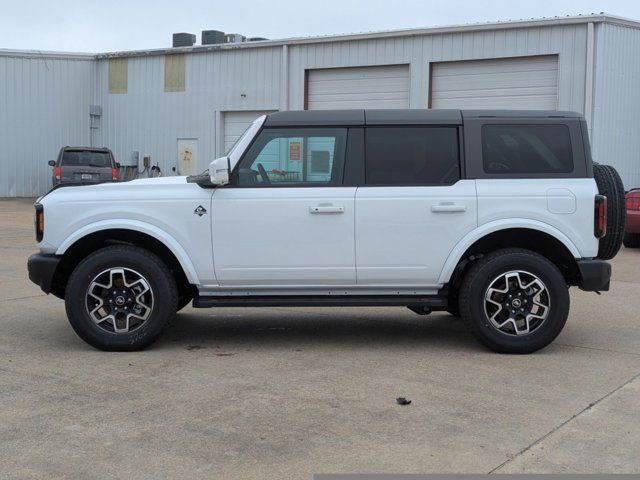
left=222, top=110, right=275, bottom=154
left=307, top=65, right=410, bottom=110
left=430, top=55, right=558, bottom=110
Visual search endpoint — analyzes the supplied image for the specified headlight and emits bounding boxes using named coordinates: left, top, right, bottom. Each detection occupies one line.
left=34, top=204, right=44, bottom=242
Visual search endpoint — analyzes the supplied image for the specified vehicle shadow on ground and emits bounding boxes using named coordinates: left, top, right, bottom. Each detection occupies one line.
left=155, top=310, right=485, bottom=352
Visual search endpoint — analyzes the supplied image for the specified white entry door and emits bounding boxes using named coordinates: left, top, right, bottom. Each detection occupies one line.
left=212, top=126, right=356, bottom=286
left=177, top=138, right=198, bottom=176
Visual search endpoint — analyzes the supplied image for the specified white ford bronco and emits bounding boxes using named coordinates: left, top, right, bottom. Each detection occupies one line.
left=28, top=110, right=626, bottom=353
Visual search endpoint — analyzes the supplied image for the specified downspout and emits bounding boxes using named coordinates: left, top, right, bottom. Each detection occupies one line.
left=280, top=44, right=289, bottom=111
left=584, top=21, right=596, bottom=137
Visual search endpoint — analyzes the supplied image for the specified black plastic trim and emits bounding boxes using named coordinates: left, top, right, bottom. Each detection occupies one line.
left=193, top=295, right=448, bottom=308
left=27, top=253, right=61, bottom=295
left=576, top=259, right=611, bottom=292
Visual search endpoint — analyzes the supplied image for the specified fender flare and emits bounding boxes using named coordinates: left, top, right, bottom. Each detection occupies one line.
left=437, top=219, right=582, bottom=284
left=56, top=219, right=200, bottom=284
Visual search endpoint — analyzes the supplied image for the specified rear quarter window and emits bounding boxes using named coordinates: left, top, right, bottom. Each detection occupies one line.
left=482, top=124, right=573, bottom=174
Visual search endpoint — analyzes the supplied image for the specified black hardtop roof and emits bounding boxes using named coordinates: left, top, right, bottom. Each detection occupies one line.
left=264, top=109, right=583, bottom=127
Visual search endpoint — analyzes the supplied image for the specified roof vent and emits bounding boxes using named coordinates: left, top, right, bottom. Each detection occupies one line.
left=248, top=37, right=268, bottom=42
left=172, top=32, right=196, bottom=48
left=202, top=30, right=225, bottom=45
left=224, top=33, right=246, bottom=43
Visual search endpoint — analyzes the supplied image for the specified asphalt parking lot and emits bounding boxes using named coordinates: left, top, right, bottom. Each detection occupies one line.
left=1, top=197, right=639, bottom=479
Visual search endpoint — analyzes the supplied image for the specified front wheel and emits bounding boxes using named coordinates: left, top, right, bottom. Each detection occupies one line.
left=459, top=249, right=569, bottom=354
left=65, top=245, right=178, bottom=351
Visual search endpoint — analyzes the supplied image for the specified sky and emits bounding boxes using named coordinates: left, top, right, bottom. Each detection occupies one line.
left=1, top=0, right=640, bottom=53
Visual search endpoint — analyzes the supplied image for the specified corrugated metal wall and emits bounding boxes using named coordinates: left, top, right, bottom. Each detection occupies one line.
left=6, top=21, right=637, bottom=197
left=288, top=24, right=587, bottom=111
left=592, top=23, right=640, bottom=189
left=95, top=47, right=282, bottom=176
left=0, top=52, right=95, bottom=197
left=94, top=24, right=588, bottom=180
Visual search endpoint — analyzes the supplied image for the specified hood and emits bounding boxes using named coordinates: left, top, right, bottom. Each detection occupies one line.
left=40, top=176, right=195, bottom=203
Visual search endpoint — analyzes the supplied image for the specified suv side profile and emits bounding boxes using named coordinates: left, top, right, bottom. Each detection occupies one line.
left=48, top=147, right=119, bottom=186
left=28, top=110, right=625, bottom=353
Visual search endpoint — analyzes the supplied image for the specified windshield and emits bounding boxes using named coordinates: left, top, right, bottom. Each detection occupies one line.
left=225, top=125, right=252, bottom=157
left=61, top=151, right=112, bottom=168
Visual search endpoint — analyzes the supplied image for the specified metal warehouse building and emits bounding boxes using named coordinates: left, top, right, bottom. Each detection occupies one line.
left=2, top=13, right=640, bottom=197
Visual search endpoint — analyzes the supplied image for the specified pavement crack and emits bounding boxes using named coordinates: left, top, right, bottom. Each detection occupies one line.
left=488, top=371, right=640, bottom=474
left=0, top=294, right=46, bottom=303
left=555, top=342, right=640, bottom=357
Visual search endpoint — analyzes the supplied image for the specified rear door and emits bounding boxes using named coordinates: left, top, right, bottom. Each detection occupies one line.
left=211, top=127, right=356, bottom=286
left=355, top=126, right=477, bottom=286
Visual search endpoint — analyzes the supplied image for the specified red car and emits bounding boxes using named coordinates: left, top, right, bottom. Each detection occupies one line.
left=625, top=188, right=640, bottom=248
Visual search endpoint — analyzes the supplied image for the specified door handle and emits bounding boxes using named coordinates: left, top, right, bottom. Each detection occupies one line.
left=431, top=203, right=467, bottom=213
left=309, top=205, right=345, bottom=214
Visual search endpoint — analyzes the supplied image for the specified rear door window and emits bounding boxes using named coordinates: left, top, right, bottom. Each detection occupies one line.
left=481, top=124, right=573, bottom=174
left=61, top=151, right=112, bottom=168
left=364, top=127, right=460, bottom=185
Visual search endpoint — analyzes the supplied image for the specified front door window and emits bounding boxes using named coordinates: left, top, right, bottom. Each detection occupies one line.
left=236, top=128, right=347, bottom=185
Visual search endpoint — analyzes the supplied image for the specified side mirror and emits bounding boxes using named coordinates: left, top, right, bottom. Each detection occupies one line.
left=209, top=156, right=231, bottom=185
left=115, top=162, right=121, bottom=168
left=48, top=160, right=56, bottom=167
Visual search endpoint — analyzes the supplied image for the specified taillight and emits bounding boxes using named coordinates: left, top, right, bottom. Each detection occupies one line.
left=594, top=194, right=607, bottom=238
left=626, top=195, right=640, bottom=211
left=112, top=168, right=118, bottom=181
left=34, top=204, right=44, bottom=242
left=54, top=167, right=61, bottom=181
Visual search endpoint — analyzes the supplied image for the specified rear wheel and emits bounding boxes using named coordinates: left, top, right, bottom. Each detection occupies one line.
left=459, top=248, right=569, bottom=354
left=593, top=163, right=626, bottom=260
left=623, top=232, right=640, bottom=248
left=65, top=245, right=178, bottom=351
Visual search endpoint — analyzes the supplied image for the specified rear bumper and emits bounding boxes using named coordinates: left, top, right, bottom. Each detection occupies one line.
left=27, top=253, right=60, bottom=294
left=577, top=259, right=611, bottom=292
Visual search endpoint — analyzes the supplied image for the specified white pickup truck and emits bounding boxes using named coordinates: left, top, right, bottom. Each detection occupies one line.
left=28, top=109, right=626, bottom=353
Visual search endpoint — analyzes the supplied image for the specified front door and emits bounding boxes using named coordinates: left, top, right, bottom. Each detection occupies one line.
left=212, top=127, right=356, bottom=286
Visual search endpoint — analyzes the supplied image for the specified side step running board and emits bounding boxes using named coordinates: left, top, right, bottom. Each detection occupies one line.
left=192, top=295, right=448, bottom=309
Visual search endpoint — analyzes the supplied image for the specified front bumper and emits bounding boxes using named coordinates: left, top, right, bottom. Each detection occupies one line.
left=27, top=253, right=61, bottom=294
left=577, top=259, right=611, bottom=292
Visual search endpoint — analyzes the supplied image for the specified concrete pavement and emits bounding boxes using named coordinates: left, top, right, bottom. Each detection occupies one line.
left=1, top=198, right=639, bottom=479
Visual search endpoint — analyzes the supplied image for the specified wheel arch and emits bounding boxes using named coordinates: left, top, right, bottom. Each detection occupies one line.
left=439, top=221, right=582, bottom=289
left=51, top=222, right=198, bottom=300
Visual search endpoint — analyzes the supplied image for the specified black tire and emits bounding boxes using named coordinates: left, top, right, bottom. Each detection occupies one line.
left=623, top=232, right=640, bottom=248
left=593, top=164, right=626, bottom=260
left=65, top=245, right=178, bottom=351
left=459, top=248, right=569, bottom=354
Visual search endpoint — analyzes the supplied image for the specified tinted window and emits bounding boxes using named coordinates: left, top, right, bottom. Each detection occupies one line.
left=482, top=124, right=573, bottom=174
left=365, top=127, right=459, bottom=185
left=237, top=128, right=346, bottom=185
left=61, top=151, right=112, bottom=168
